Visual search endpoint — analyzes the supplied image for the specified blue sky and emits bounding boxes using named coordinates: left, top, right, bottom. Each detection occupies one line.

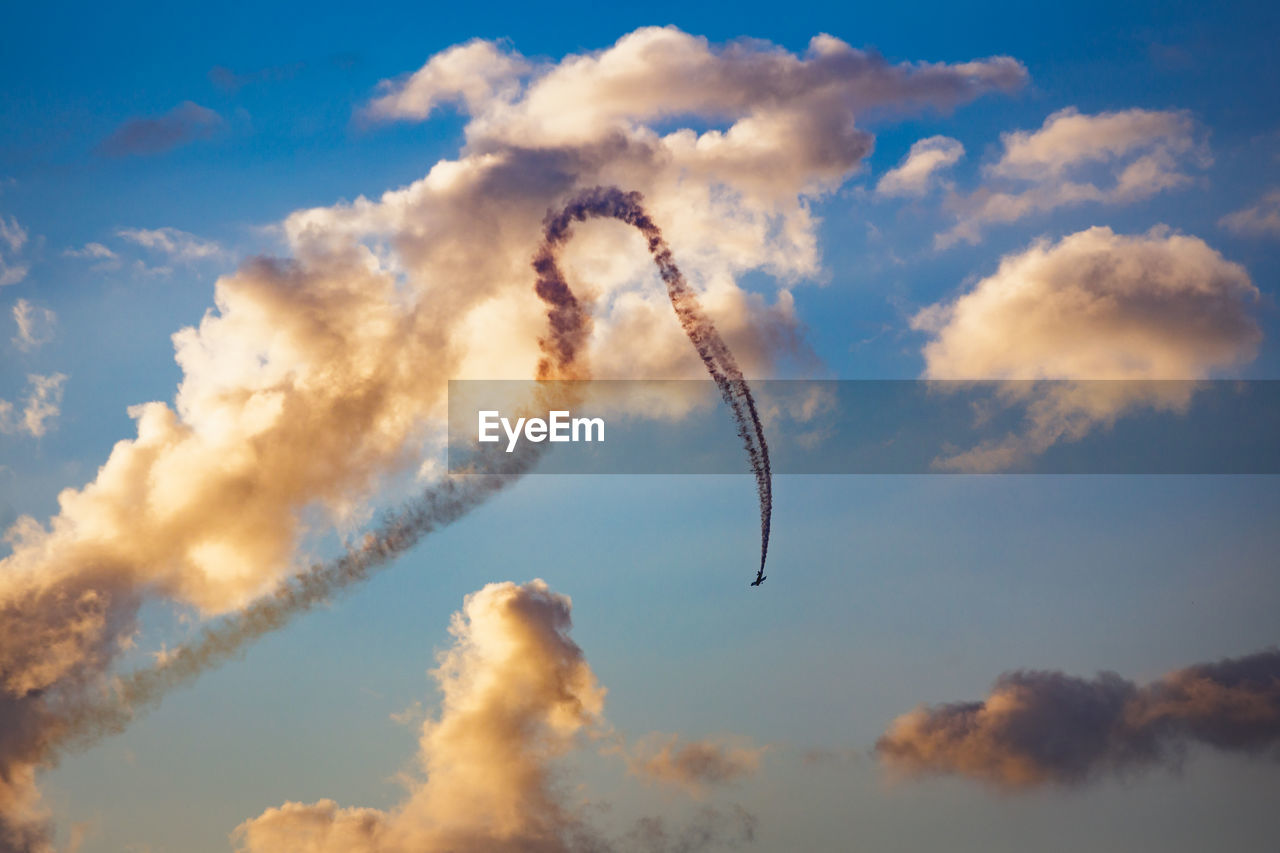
left=2, top=2, right=1279, bottom=851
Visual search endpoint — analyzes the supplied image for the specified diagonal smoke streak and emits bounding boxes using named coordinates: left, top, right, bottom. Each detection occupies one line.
left=37, top=184, right=772, bottom=772
left=59, top=455, right=534, bottom=749
left=534, top=186, right=773, bottom=582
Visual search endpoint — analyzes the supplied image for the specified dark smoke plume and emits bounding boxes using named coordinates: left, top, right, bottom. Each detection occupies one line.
left=532, top=186, right=773, bottom=583
left=876, top=647, right=1280, bottom=789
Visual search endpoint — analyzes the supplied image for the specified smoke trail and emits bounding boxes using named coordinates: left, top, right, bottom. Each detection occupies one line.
left=4, top=186, right=773, bottom=853
left=532, top=186, right=773, bottom=583
left=82, top=185, right=771, bottom=732
left=33, top=209, right=607, bottom=759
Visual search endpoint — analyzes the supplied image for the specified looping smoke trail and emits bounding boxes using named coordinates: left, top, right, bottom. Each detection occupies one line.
left=23, top=186, right=773, bottom=830
left=532, top=186, right=773, bottom=582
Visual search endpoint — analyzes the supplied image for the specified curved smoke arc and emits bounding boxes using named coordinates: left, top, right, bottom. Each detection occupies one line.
left=533, top=186, right=773, bottom=581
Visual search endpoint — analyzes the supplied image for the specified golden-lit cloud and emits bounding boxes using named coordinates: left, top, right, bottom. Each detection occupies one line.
left=877, top=648, right=1280, bottom=789
left=234, top=581, right=760, bottom=853
left=876, top=136, right=965, bottom=197
left=913, top=225, right=1261, bottom=470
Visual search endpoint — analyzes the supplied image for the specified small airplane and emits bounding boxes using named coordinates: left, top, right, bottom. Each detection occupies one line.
left=750, top=572, right=766, bottom=587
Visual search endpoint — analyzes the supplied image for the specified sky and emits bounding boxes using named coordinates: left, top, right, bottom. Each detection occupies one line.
left=1, top=2, right=1279, bottom=851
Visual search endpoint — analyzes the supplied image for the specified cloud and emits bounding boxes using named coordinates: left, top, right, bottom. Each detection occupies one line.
left=938, top=107, right=1207, bottom=247
left=65, top=230, right=219, bottom=276
left=0, top=28, right=1024, bottom=845
left=11, top=299, right=56, bottom=351
left=364, top=39, right=530, bottom=121
left=363, top=29, right=1024, bottom=194
left=0, top=215, right=30, bottom=287
left=116, top=227, right=223, bottom=263
left=63, top=242, right=120, bottom=269
left=626, top=735, right=765, bottom=795
left=234, top=581, right=755, bottom=853
left=1220, top=189, right=1280, bottom=237
left=0, top=373, right=66, bottom=438
left=912, top=226, right=1260, bottom=470
left=876, top=648, right=1280, bottom=789
left=876, top=136, right=964, bottom=197
left=97, top=101, right=223, bottom=157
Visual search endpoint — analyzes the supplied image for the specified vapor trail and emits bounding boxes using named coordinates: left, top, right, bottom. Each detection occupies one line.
left=533, top=186, right=773, bottom=583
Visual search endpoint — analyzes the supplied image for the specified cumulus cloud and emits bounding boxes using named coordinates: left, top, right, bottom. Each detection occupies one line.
left=938, top=107, right=1208, bottom=247
left=364, top=39, right=530, bottom=121
left=1220, top=189, right=1280, bottom=237
left=913, top=226, right=1261, bottom=470
left=0, top=373, right=66, bottom=439
left=0, top=215, right=30, bottom=287
left=11, top=299, right=55, bottom=351
left=876, top=648, right=1280, bottom=789
left=234, top=581, right=756, bottom=853
left=364, top=27, right=1024, bottom=196
left=0, top=28, right=1023, bottom=845
left=97, top=101, right=223, bottom=157
left=876, top=135, right=964, bottom=197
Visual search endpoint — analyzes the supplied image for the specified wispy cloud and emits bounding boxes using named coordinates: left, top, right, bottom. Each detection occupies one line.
left=877, top=136, right=965, bottom=197
left=626, top=734, right=765, bottom=795
left=97, top=101, right=223, bottom=157
left=11, top=299, right=55, bottom=351
left=0, top=215, right=30, bottom=287
left=938, top=107, right=1208, bottom=247
left=0, top=373, right=66, bottom=438
left=64, top=228, right=222, bottom=276
left=63, top=242, right=118, bottom=261
left=1220, top=189, right=1280, bottom=237
left=116, top=227, right=223, bottom=263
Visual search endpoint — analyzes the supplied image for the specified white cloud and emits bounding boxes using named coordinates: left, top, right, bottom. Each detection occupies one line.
left=364, top=39, right=530, bottom=121
left=876, top=136, right=964, bottom=197
left=938, top=107, right=1208, bottom=247
left=11, top=299, right=56, bottom=351
left=0, top=373, right=66, bottom=438
left=0, top=215, right=30, bottom=287
left=63, top=242, right=122, bottom=270
left=1220, top=189, right=1280, bottom=237
left=116, top=227, right=223, bottom=262
left=914, top=226, right=1260, bottom=470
